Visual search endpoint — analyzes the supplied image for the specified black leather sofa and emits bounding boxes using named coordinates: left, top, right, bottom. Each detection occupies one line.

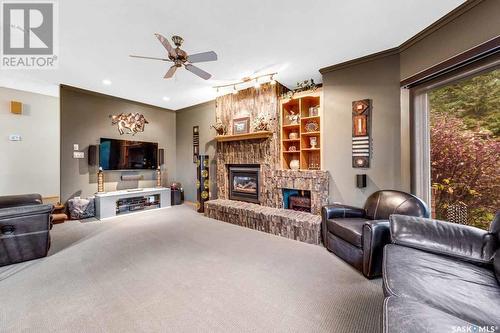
left=383, top=213, right=500, bottom=332
left=0, top=194, right=53, bottom=266
left=322, top=190, right=429, bottom=278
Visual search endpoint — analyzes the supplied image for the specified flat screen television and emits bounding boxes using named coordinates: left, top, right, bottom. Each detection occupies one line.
left=99, top=138, right=158, bottom=170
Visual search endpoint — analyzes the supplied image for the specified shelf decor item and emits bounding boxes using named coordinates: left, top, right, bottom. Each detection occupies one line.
left=287, top=110, right=300, bottom=125
left=97, top=167, right=105, bottom=193
left=352, top=99, right=372, bottom=168
left=305, top=120, right=319, bottom=132
left=252, top=113, right=270, bottom=132
left=309, top=106, right=319, bottom=117
left=309, top=137, right=317, bottom=148
left=288, top=131, right=299, bottom=140
left=196, top=155, right=210, bottom=213
left=289, top=145, right=297, bottom=152
left=289, top=159, right=300, bottom=170
left=211, top=119, right=227, bottom=136
left=233, top=117, right=250, bottom=135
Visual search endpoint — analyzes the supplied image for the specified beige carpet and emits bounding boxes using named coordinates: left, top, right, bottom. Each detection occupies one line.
left=0, top=205, right=383, bottom=332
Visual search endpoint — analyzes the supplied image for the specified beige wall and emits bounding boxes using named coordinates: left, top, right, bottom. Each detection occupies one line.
left=400, top=0, right=500, bottom=80
left=60, top=87, right=176, bottom=202
left=322, top=54, right=402, bottom=207
left=175, top=101, right=217, bottom=202
left=0, top=87, right=60, bottom=198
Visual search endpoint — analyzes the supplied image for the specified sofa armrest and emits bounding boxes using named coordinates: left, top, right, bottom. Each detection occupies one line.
left=390, top=214, right=495, bottom=265
left=362, top=220, right=390, bottom=278
left=322, top=204, right=365, bottom=220
left=0, top=194, right=42, bottom=209
left=0, top=204, right=53, bottom=220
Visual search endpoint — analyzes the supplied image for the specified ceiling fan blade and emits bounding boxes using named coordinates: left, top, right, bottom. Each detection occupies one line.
left=187, top=51, right=218, bottom=63
left=154, top=33, right=176, bottom=58
left=164, top=65, right=177, bottom=79
left=129, top=55, right=171, bottom=62
left=185, top=64, right=212, bottom=80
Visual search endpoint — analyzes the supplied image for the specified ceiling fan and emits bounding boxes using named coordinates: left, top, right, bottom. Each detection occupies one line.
left=130, top=34, right=217, bottom=80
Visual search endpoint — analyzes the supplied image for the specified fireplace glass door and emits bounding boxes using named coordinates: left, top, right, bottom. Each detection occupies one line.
left=228, top=165, right=260, bottom=203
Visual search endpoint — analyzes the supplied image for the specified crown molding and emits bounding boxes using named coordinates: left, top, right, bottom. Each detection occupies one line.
left=319, top=0, right=485, bottom=75
left=319, top=47, right=399, bottom=74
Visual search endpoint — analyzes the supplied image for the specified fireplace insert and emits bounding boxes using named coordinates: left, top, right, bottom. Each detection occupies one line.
left=228, top=165, right=260, bottom=203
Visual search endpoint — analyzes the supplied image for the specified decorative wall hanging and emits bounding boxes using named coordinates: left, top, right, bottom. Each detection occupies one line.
left=110, top=113, right=149, bottom=135
left=193, top=126, right=199, bottom=163
left=352, top=99, right=372, bottom=168
left=233, top=117, right=250, bottom=135
left=196, top=155, right=210, bottom=213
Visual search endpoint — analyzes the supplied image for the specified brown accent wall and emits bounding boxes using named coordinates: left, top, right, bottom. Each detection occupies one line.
left=175, top=100, right=217, bottom=202
left=322, top=54, right=402, bottom=207
left=400, top=0, right=500, bottom=80
left=60, top=86, right=176, bottom=202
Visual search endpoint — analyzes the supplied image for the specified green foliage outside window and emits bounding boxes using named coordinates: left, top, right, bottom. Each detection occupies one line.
left=429, top=69, right=499, bottom=229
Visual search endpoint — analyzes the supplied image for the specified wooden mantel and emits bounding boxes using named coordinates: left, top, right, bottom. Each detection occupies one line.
left=215, top=131, right=273, bottom=142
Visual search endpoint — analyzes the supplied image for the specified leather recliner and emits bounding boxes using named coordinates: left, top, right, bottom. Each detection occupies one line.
left=383, top=213, right=500, bottom=331
left=321, top=190, right=429, bottom=278
left=0, top=194, right=53, bottom=267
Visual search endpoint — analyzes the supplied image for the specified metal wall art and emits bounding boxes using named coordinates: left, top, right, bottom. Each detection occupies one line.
left=193, top=126, right=200, bottom=163
left=110, top=113, right=149, bottom=135
left=352, top=99, right=371, bottom=168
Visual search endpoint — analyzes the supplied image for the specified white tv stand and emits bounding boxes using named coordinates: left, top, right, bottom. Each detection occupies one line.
left=95, top=187, right=171, bottom=219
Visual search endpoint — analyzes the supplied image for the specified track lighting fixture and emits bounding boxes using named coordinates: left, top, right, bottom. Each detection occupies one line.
left=212, top=72, right=277, bottom=95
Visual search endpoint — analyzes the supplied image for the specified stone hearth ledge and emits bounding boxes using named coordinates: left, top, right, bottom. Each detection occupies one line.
left=204, top=199, right=322, bottom=245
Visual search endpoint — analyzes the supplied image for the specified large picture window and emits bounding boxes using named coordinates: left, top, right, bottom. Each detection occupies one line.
left=410, top=59, right=499, bottom=230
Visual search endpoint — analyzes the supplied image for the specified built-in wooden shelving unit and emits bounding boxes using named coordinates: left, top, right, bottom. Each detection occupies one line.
left=215, top=131, right=273, bottom=142
left=280, top=89, right=323, bottom=170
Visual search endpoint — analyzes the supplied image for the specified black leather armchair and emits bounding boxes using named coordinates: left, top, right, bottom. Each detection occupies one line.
left=0, top=194, right=53, bottom=267
left=322, top=190, right=429, bottom=278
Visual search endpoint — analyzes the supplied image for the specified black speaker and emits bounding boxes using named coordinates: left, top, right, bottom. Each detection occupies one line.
left=88, top=145, right=97, bottom=166
left=356, top=174, right=367, bottom=188
left=158, top=148, right=164, bottom=166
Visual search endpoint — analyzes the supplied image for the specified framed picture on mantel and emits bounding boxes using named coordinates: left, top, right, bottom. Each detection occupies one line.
left=233, top=117, right=250, bottom=135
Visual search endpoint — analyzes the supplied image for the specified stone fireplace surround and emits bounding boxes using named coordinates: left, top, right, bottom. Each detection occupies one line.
left=213, top=83, right=329, bottom=215
left=207, top=83, right=329, bottom=244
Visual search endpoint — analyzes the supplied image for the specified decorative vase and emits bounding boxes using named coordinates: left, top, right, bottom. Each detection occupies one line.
left=309, top=137, right=317, bottom=148
left=97, top=167, right=104, bottom=193
left=156, top=167, right=162, bottom=187
left=289, top=159, right=300, bottom=170
left=289, top=132, right=299, bottom=140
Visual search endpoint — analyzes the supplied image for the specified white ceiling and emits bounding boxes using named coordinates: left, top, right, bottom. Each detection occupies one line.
left=0, top=0, right=465, bottom=110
